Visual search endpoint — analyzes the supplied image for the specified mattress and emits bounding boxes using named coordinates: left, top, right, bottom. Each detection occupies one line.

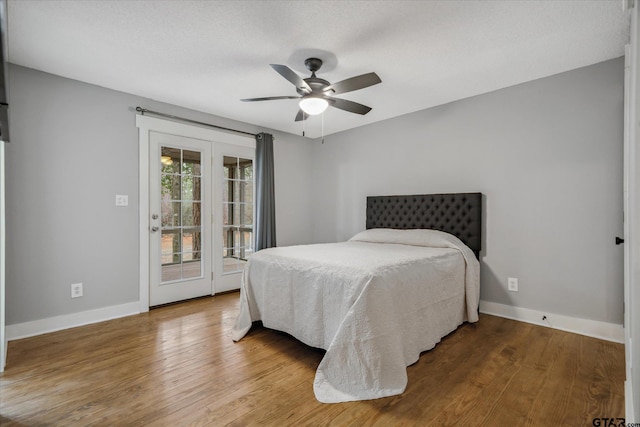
left=232, top=228, right=480, bottom=403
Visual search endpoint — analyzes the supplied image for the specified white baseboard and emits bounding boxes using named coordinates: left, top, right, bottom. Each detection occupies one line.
left=6, top=301, right=141, bottom=341
left=627, top=380, right=636, bottom=423
left=5, top=299, right=625, bottom=345
left=479, top=300, right=624, bottom=343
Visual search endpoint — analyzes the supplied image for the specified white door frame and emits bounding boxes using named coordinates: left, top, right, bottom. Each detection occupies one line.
left=0, top=141, right=6, bottom=372
left=624, top=3, right=639, bottom=420
left=137, top=115, right=255, bottom=312
left=624, top=42, right=635, bottom=421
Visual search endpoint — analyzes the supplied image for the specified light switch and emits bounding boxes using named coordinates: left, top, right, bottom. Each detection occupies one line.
left=115, top=195, right=129, bottom=206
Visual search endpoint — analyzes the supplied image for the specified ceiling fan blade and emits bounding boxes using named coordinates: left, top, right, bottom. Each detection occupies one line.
left=294, top=109, right=309, bottom=122
left=241, top=96, right=300, bottom=102
left=328, top=97, right=372, bottom=115
left=270, top=64, right=312, bottom=93
left=325, top=72, right=381, bottom=95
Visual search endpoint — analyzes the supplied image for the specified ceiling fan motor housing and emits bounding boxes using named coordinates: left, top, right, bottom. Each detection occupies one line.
left=296, top=58, right=331, bottom=96
left=304, top=57, right=323, bottom=73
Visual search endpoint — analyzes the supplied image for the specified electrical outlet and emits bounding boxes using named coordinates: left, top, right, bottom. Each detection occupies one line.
left=507, top=277, right=518, bottom=292
left=71, top=283, right=83, bottom=298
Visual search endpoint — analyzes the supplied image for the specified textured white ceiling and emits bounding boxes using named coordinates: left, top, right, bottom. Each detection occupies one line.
left=6, top=1, right=631, bottom=138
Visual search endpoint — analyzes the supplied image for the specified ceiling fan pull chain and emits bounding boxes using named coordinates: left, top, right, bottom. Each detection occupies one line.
left=322, top=112, right=325, bottom=144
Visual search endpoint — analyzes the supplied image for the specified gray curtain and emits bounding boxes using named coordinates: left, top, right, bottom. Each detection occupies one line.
left=254, top=132, right=276, bottom=251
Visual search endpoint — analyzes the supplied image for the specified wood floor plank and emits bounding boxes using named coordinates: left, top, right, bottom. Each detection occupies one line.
left=409, top=327, right=531, bottom=425
left=525, top=331, right=583, bottom=426
left=349, top=316, right=526, bottom=426
left=138, top=333, right=318, bottom=426
left=0, top=293, right=625, bottom=426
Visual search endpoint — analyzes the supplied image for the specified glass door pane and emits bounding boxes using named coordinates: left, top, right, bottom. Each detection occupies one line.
left=161, top=147, right=203, bottom=282
left=222, top=156, right=253, bottom=274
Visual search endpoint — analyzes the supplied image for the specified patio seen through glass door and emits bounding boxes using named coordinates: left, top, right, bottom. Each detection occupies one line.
left=222, top=156, right=254, bottom=274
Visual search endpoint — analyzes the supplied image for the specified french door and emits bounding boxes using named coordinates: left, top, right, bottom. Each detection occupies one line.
left=138, top=115, right=256, bottom=309
left=149, top=131, right=212, bottom=306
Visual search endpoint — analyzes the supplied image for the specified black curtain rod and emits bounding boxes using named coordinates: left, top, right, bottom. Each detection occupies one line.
left=135, top=107, right=258, bottom=138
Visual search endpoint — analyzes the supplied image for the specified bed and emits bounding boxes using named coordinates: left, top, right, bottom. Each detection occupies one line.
left=232, top=193, right=482, bottom=403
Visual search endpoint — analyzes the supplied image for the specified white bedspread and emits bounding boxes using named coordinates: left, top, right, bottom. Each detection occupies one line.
left=231, top=229, right=480, bottom=403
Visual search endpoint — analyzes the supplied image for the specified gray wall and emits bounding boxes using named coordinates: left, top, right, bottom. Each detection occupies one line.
left=5, top=58, right=626, bottom=328
left=310, top=58, right=625, bottom=325
left=5, top=64, right=313, bottom=325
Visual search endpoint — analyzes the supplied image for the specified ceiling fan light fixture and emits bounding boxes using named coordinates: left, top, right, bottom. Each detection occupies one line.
left=299, top=97, right=329, bottom=115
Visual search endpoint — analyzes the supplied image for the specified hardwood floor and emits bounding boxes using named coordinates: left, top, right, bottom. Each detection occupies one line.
left=0, top=293, right=625, bottom=426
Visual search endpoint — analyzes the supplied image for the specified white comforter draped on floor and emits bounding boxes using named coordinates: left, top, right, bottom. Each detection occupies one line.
left=232, top=229, right=480, bottom=403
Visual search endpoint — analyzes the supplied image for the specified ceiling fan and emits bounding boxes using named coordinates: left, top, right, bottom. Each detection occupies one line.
left=241, top=57, right=381, bottom=122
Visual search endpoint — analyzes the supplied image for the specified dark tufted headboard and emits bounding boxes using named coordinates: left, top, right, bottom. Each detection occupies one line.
left=366, top=193, right=482, bottom=258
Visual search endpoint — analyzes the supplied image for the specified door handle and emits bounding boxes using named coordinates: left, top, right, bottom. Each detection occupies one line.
left=151, top=226, right=159, bottom=232
left=615, top=236, right=624, bottom=245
